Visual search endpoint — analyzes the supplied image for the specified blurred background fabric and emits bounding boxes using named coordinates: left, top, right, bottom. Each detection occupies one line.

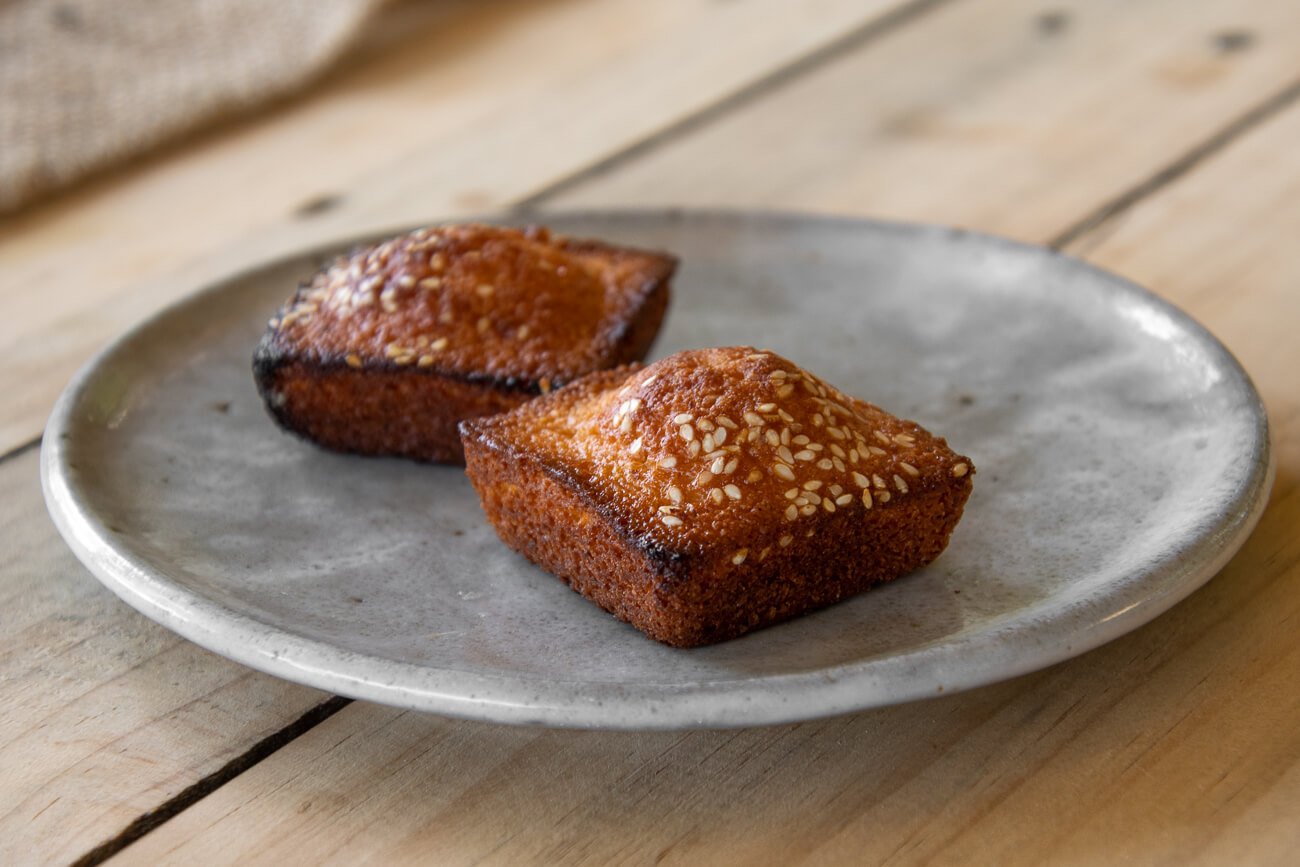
left=0, top=0, right=386, bottom=214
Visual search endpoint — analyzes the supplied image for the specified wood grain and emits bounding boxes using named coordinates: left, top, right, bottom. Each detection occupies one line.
left=548, top=0, right=1300, bottom=246
left=105, top=20, right=1300, bottom=867
left=0, top=0, right=923, bottom=456
left=0, top=448, right=332, bottom=865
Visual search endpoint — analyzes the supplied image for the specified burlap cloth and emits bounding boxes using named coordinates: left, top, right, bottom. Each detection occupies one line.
left=0, top=0, right=386, bottom=214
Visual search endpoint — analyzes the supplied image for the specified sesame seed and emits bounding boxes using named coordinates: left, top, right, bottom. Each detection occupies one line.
left=953, top=462, right=969, bottom=478
left=629, top=437, right=644, bottom=454
left=849, top=449, right=860, bottom=464
left=716, top=415, right=737, bottom=429
left=711, top=488, right=724, bottom=504
left=724, top=484, right=741, bottom=500
left=877, top=490, right=891, bottom=503
left=619, top=415, right=633, bottom=434
left=869, top=446, right=888, bottom=456
left=417, top=355, right=435, bottom=367
left=688, top=441, right=701, bottom=457
left=893, top=434, right=916, bottom=446
left=660, top=457, right=678, bottom=469
left=894, top=474, right=909, bottom=493
left=874, top=431, right=892, bottom=445
left=804, top=492, right=821, bottom=505
left=673, top=412, right=694, bottom=424
left=779, top=410, right=794, bottom=423
left=661, top=515, right=683, bottom=527
left=862, top=490, right=873, bottom=509
left=853, top=472, right=870, bottom=488
left=627, top=398, right=641, bottom=413
left=778, top=445, right=795, bottom=464
left=774, top=463, right=796, bottom=481
left=696, top=418, right=715, bottom=432
left=830, top=444, right=847, bottom=459
left=781, top=428, right=792, bottom=446
left=794, top=450, right=816, bottom=462
left=744, top=412, right=764, bottom=426
left=667, top=486, right=683, bottom=504
left=828, top=427, right=847, bottom=440
left=679, top=424, right=695, bottom=442
left=710, top=456, right=726, bottom=474
left=724, top=459, right=739, bottom=475
left=785, top=488, right=799, bottom=499
left=747, top=469, right=763, bottom=482
left=476, top=283, right=495, bottom=297
left=830, top=484, right=843, bottom=496
left=833, top=458, right=846, bottom=472
left=517, top=325, right=530, bottom=340
left=477, top=317, right=490, bottom=334
left=757, top=402, right=777, bottom=413
left=793, top=435, right=810, bottom=445
left=345, top=353, right=362, bottom=368
left=418, top=277, right=441, bottom=290
left=697, top=471, right=714, bottom=485
left=836, top=494, right=853, bottom=506
left=759, top=547, right=771, bottom=562
left=800, top=505, right=817, bottom=516
left=777, top=385, right=795, bottom=398
left=771, top=370, right=787, bottom=379
left=806, top=443, right=824, bottom=452
left=431, top=337, right=449, bottom=351
left=642, top=374, right=658, bottom=387
left=766, top=430, right=781, bottom=447
left=803, top=480, right=823, bottom=491
left=817, top=458, right=834, bottom=470
left=785, top=505, right=799, bottom=521
left=714, top=427, right=728, bottom=445
left=779, top=535, right=793, bottom=547
left=823, top=499, right=836, bottom=513
left=900, top=462, right=919, bottom=476
left=703, top=433, right=716, bottom=453
left=732, top=549, right=748, bottom=565
left=813, top=413, right=824, bottom=426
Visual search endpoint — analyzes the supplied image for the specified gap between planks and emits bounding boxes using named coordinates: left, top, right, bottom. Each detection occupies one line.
left=0, top=436, right=40, bottom=467
left=1049, top=72, right=1300, bottom=251
left=68, top=697, right=352, bottom=867
left=513, top=0, right=957, bottom=212
left=53, top=16, right=1300, bottom=867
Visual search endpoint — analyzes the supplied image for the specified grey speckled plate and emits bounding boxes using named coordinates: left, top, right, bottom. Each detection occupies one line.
left=42, top=210, right=1272, bottom=730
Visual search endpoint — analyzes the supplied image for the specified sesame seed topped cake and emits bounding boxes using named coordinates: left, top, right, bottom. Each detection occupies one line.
left=461, top=346, right=974, bottom=647
left=253, top=223, right=676, bottom=463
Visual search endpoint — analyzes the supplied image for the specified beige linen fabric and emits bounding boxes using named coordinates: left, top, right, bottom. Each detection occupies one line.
left=0, top=0, right=385, bottom=213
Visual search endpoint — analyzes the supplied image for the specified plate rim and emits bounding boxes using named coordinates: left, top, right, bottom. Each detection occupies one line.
left=40, top=207, right=1275, bottom=729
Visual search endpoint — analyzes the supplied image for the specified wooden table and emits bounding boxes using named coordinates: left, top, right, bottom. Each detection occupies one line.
left=4, top=0, right=1299, bottom=863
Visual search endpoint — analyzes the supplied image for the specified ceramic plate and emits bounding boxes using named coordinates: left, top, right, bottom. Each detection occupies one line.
left=42, top=210, right=1272, bottom=729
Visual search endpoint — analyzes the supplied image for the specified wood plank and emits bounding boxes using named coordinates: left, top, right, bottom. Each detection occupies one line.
left=0, top=0, right=922, bottom=456
left=106, top=29, right=1300, bottom=867
left=0, top=448, right=333, bottom=864
left=547, top=0, right=1300, bottom=245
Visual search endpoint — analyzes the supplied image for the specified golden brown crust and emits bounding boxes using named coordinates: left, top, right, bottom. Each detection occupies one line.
left=461, top=347, right=975, bottom=647
left=253, top=224, right=675, bottom=463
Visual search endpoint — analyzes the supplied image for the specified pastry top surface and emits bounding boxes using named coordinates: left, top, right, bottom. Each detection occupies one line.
left=262, top=224, right=676, bottom=387
left=464, top=346, right=973, bottom=560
